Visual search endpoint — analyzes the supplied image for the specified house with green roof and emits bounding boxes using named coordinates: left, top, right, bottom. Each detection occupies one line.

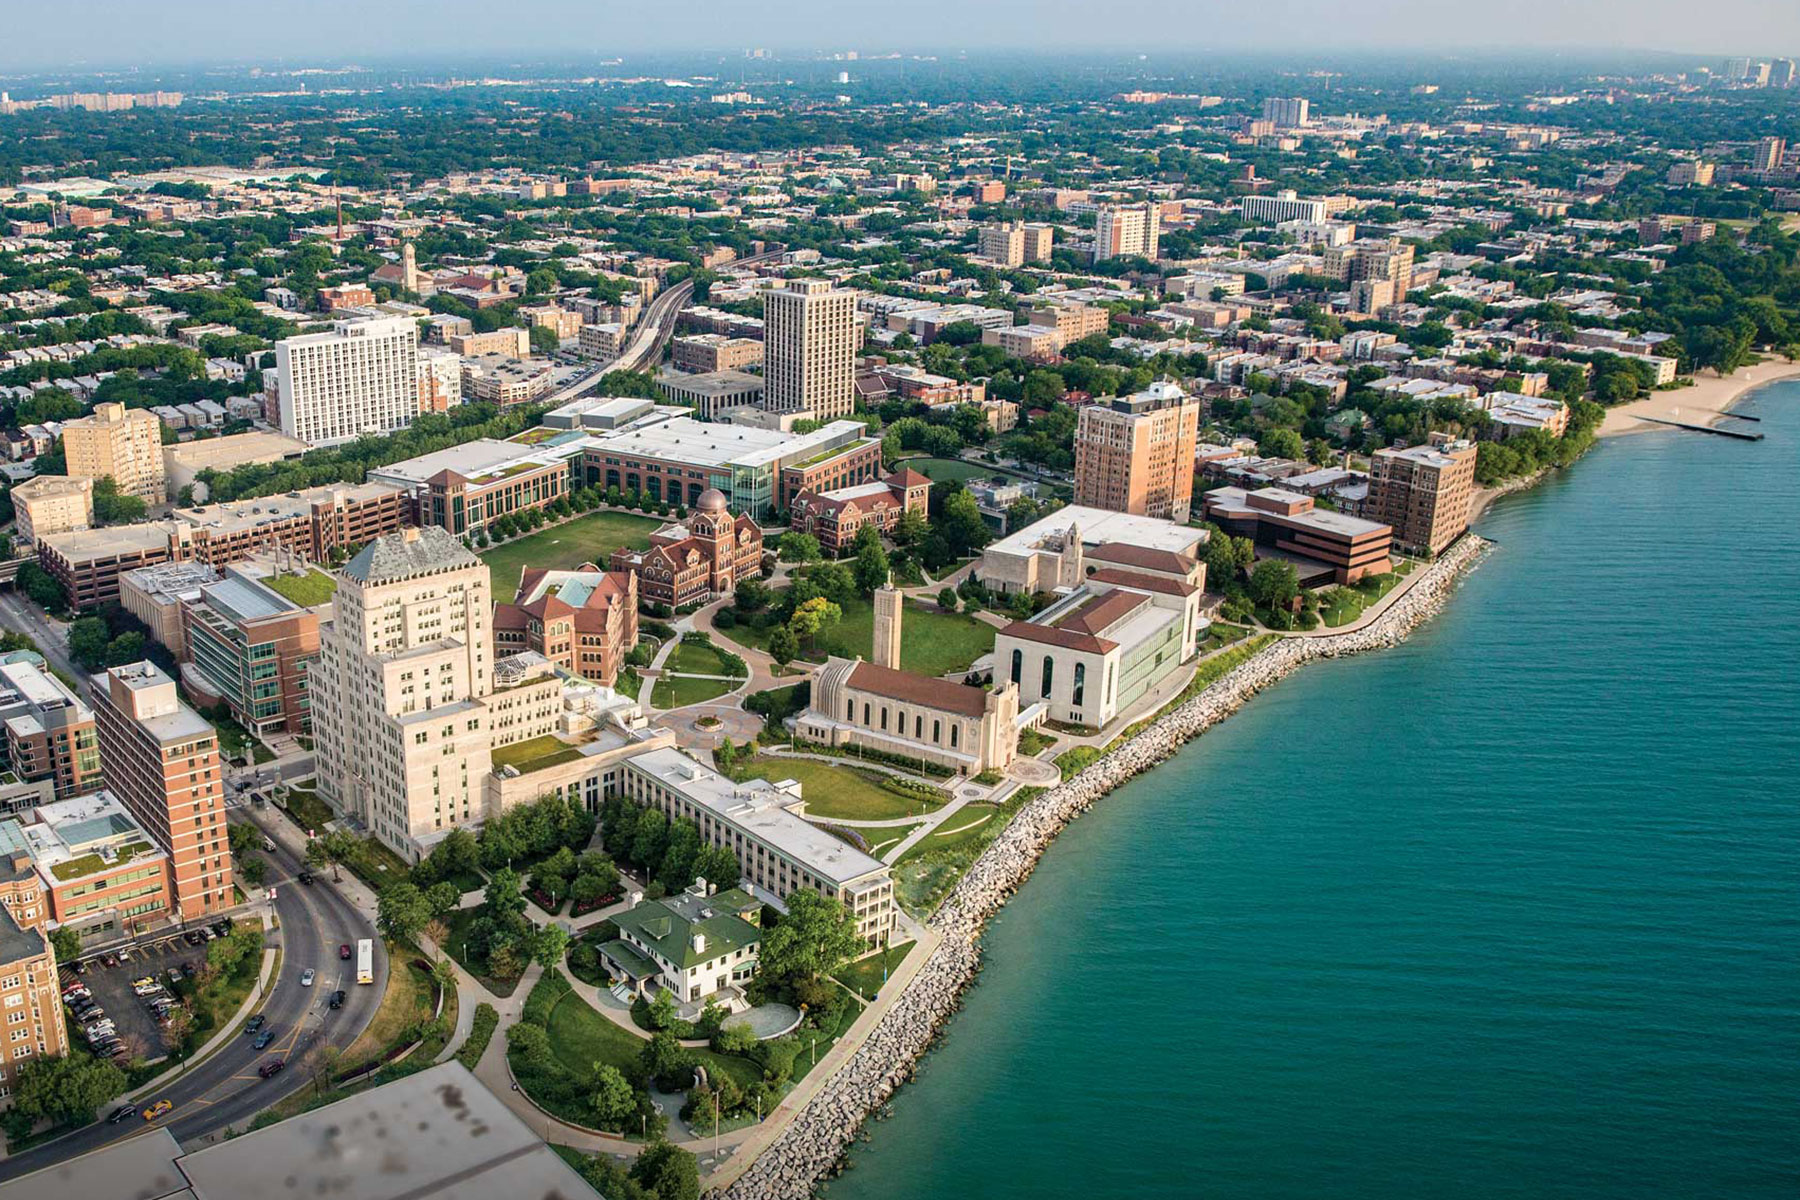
left=598, top=880, right=763, bottom=1005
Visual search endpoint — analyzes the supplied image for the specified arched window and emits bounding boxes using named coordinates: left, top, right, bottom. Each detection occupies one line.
left=915, top=714, right=923, bottom=739
left=1010, top=648, right=1022, bottom=685
left=933, top=719, right=941, bottom=743
left=951, top=724, right=960, bottom=749
left=863, top=703, right=871, bottom=724
left=1073, top=663, right=1086, bottom=708
left=880, top=707, right=889, bottom=731
left=846, top=698, right=854, bottom=721
left=1041, top=656, right=1055, bottom=698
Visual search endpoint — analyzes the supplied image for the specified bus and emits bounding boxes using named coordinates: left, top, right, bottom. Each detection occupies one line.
left=355, top=939, right=374, bottom=986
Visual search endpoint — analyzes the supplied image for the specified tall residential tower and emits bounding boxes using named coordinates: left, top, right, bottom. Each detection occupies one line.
left=763, top=280, right=858, bottom=420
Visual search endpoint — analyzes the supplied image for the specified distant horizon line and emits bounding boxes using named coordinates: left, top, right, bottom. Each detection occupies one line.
left=0, top=43, right=1767, bottom=79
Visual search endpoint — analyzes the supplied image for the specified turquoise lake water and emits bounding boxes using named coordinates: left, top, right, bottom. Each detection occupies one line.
left=831, top=382, right=1800, bottom=1200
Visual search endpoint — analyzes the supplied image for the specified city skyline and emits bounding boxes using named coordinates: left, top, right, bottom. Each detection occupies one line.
left=3, top=2, right=1800, bottom=71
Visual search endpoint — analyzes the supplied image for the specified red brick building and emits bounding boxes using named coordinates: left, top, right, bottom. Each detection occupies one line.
left=789, top=468, right=932, bottom=556
left=493, top=568, right=639, bottom=686
left=609, top=490, right=763, bottom=609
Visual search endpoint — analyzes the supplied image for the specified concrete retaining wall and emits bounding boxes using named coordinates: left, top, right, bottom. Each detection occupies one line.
left=716, top=536, right=1492, bottom=1199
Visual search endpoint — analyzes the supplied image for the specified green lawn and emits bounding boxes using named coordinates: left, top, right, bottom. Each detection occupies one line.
left=833, top=941, right=915, bottom=1000
left=480, top=510, right=665, bottom=600
left=866, top=823, right=924, bottom=859
left=1197, top=621, right=1253, bottom=652
left=667, top=639, right=746, bottom=678
left=544, top=987, right=764, bottom=1093
left=735, top=756, right=943, bottom=821
left=1017, top=727, right=1055, bottom=757
left=894, top=786, right=1044, bottom=917
left=261, top=568, right=337, bottom=607
left=1319, top=570, right=1409, bottom=628
left=279, top=787, right=334, bottom=835
left=900, top=804, right=998, bottom=859
left=728, top=595, right=994, bottom=677
left=897, top=456, right=1000, bottom=485
left=491, top=733, right=585, bottom=774
left=650, top=673, right=737, bottom=709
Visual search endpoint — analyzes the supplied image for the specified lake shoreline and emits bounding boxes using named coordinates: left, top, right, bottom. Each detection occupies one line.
left=1597, top=358, right=1800, bottom=438
left=715, top=534, right=1492, bottom=1200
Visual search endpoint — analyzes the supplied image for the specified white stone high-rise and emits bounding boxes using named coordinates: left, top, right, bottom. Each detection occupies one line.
left=313, top=526, right=497, bottom=858
left=275, top=315, right=420, bottom=447
left=763, top=279, right=858, bottom=420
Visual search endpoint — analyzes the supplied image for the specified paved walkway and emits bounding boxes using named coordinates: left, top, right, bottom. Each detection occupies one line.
left=1285, top=562, right=1429, bottom=638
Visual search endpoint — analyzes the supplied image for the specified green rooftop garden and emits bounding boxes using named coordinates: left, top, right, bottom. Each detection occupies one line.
left=262, top=569, right=338, bottom=608
left=49, top=839, right=155, bottom=882
left=490, top=734, right=586, bottom=774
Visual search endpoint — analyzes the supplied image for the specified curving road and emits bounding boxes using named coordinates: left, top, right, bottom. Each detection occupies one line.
left=0, top=806, right=386, bottom=1180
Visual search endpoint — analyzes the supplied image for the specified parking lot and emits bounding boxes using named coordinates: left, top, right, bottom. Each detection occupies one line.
left=61, top=924, right=227, bottom=1061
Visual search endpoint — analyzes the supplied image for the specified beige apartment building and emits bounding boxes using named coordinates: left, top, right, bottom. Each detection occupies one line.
left=88, top=662, right=233, bottom=920
left=978, top=221, right=1054, bottom=267
left=10, top=474, right=93, bottom=549
left=671, top=333, right=763, bottom=374
left=1369, top=438, right=1479, bottom=556
left=1092, top=202, right=1160, bottom=261
left=1073, top=381, right=1201, bottom=522
left=1028, top=302, right=1111, bottom=348
left=62, top=402, right=166, bottom=504
left=763, top=279, right=859, bottom=420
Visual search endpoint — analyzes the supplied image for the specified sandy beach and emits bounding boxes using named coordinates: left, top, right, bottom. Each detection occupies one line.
left=1598, top=359, right=1800, bottom=438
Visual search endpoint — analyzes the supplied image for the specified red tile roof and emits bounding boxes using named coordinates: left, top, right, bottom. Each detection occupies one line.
left=847, top=661, right=990, bottom=718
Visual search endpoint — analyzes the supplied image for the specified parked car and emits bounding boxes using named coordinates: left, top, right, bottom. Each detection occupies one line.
left=258, top=1059, right=285, bottom=1079
left=116, top=948, right=131, bottom=962
left=297, top=871, right=314, bottom=885
left=143, top=1100, right=173, bottom=1121
left=101, top=953, right=118, bottom=967
left=211, top=920, right=232, bottom=936
left=181, top=961, right=196, bottom=978
left=328, top=989, right=346, bottom=1010
left=183, top=930, right=203, bottom=946
left=245, top=1014, right=266, bottom=1034
left=253, top=1029, right=274, bottom=1050
left=338, top=944, right=352, bottom=960
left=107, top=1104, right=137, bottom=1124
left=132, top=976, right=155, bottom=989
left=299, top=968, right=315, bottom=987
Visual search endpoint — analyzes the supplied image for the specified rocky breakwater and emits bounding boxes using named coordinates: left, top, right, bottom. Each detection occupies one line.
left=716, top=535, right=1492, bottom=1200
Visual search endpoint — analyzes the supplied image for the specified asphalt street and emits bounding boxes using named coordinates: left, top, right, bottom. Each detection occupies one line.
left=0, top=805, right=386, bottom=1181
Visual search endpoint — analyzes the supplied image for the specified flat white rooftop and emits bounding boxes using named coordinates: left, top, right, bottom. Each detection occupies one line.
left=989, top=505, right=1205, bottom=558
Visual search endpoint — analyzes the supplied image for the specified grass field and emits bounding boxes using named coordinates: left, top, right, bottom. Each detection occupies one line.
left=897, top=456, right=1000, bottom=485
left=650, top=673, right=738, bottom=709
left=666, top=639, right=746, bottom=677
left=545, top=987, right=764, bottom=1092
left=833, top=941, right=915, bottom=1001
left=894, top=787, right=1044, bottom=916
left=1319, top=559, right=1417, bottom=627
left=736, top=755, right=943, bottom=822
left=480, top=510, right=664, bottom=600
left=341, top=949, right=450, bottom=1073
left=729, top=595, right=994, bottom=677
left=866, top=822, right=924, bottom=859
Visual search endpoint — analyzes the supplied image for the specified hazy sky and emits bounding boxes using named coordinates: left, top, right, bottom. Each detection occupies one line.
left=3, top=0, right=1798, bottom=72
